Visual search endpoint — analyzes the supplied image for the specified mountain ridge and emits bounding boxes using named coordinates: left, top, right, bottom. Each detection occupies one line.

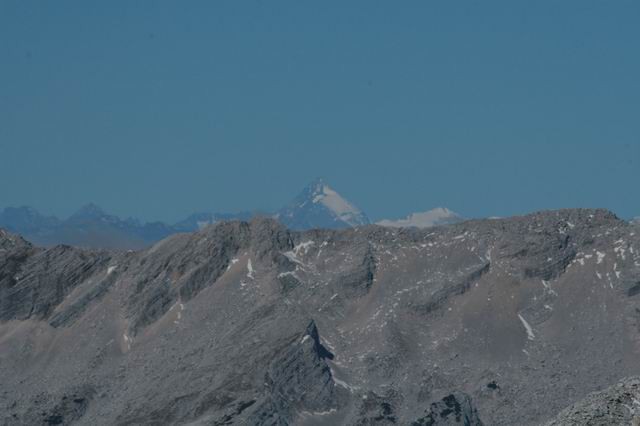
left=377, top=207, right=464, bottom=228
left=1, top=180, right=461, bottom=249
left=2, top=208, right=639, bottom=424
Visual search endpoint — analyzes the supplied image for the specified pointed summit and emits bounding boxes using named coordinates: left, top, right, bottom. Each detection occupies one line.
left=65, top=203, right=124, bottom=227
left=276, top=179, right=369, bottom=230
left=69, top=203, right=108, bottom=220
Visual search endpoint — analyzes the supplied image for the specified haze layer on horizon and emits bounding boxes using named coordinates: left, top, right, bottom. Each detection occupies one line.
left=1, top=1, right=639, bottom=222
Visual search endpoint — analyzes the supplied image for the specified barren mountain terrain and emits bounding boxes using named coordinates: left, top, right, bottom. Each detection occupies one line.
left=1, top=208, right=639, bottom=425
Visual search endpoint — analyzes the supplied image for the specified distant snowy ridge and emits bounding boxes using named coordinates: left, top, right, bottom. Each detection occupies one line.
left=631, top=217, right=640, bottom=225
left=376, top=207, right=463, bottom=229
left=1, top=180, right=468, bottom=245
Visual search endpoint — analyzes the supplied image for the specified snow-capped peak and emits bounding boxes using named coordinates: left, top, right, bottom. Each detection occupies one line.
left=276, top=179, right=369, bottom=230
left=309, top=180, right=363, bottom=223
left=377, top=207, right=463, bottom=229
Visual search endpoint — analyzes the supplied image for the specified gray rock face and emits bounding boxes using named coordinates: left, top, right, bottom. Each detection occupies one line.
left=411, top=392, right=483, bottom=425
left=248, top=320, right=339, bottom=424
left=1, top=209, right=640, bottom=425
left=546, top=377, right=640, bottom=425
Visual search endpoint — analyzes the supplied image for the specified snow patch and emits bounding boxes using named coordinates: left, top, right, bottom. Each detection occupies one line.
left=614, top=242, right=627, bottom=260
left=333, top=376, right=356, bottom=391
left=518, top=314, right=536, bottom=341
left=278, top=271, right=297, bottom=278
left=293, top=240, right=315, bottom=256
left=226, top=258, right=239, bottom=271
left=312, top=409, right=337, bottom=416
left=123, top=332, right=132, bottom=350
left=283, top=251, right=305, bottom=266
left=247, top=259, right=254, bottom=279
left=312, top=184, right=364, bottom=225
left=541, top=280, right=558, bottom=296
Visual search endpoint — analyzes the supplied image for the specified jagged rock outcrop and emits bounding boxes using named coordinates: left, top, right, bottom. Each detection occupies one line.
left=546, top=377, right=640, bottom=425
left=411, top=392, right=483, bottom=425
left=1, top=209, right=640, bottom=425
left=248, top=321, right=339, bottom=424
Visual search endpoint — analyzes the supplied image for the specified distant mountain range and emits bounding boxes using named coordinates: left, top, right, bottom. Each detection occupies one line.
left=0, top=180, right=463, bottom=249
left=0, top=204, right=177, bottom=250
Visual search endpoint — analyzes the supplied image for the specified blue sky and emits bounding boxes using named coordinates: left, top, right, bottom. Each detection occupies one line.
left=1, top=1, right=639, bottom=222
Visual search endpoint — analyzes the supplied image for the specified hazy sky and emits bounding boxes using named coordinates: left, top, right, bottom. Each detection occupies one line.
left=1, top=1, right=639, bottom=222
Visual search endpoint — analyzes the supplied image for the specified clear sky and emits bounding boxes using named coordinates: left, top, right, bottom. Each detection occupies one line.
left=1, top=1, right=639, bottom=222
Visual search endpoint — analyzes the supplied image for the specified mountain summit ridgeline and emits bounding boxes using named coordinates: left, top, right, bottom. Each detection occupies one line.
left=0, top=180, right=463, bottom=249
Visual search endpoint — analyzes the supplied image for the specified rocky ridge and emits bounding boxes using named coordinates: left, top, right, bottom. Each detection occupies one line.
left=377, top=208, right=464, bottom=229
left=1, top=209, right=639, bottom=425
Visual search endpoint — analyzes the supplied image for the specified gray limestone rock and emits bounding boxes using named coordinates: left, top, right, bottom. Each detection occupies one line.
left=546, top=377, right=640, bottom=425
left=411, top=392, right=483, bottom=425
left=1, top=209, right=640, bottom=425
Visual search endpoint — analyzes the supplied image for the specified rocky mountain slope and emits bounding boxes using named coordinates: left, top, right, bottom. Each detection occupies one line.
left=546, top=376, right=640, bottom=425
left=1, top=208, right=639, bottom=425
